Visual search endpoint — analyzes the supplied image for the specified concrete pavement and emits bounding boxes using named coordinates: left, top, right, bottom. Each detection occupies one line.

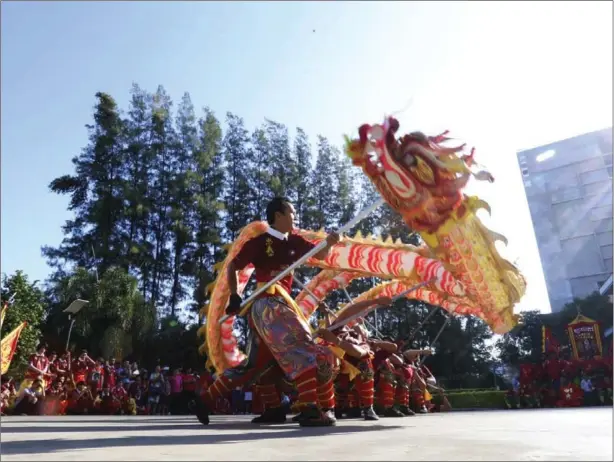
left=1, top=408, right=612, bottom=461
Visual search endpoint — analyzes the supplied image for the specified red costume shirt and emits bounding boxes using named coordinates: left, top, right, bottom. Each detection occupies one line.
left=231, top=230, right=316, bottom=294
left=72, top=359, right=90, bottom=384
left=182, top=373, right=197, bottom=392
left=112, top=385, right=127, bottom=401
left=104, top=365, right=116, bottom=388
left=26, top=354, right=50, bottom=380
left=89, top=365, right=104, bottom=391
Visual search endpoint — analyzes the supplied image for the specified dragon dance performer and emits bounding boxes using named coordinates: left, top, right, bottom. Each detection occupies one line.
left=199, top=197, right=341, bottom=427
left=372, top=338, right=407, bottom=417
left=403, top=349, right=436, bottom=414
left=316, top=300, right=392, bottom=421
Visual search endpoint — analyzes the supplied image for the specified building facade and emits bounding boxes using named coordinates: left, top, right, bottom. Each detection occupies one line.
left=517, top=127, right=613, bottom=312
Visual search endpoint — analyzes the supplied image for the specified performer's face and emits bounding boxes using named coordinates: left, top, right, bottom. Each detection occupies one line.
left=276, top=203, right=296, bottom=233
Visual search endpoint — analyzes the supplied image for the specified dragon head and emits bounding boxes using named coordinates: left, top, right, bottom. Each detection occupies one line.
left=345, top=117, right=486, bottom=233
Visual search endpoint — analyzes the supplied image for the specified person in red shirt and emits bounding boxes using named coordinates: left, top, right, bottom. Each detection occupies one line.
left=198, top=197, right=340, bottom=428
left=44, top=380, right=65, bottom=415
left=371, top=338, right=405, bottom=417
left=557, top=378, right=583, bottom=407
left=88, top=358, right=105, bottom=395
left=72, top=350, right=95, bottom=385
left=21, top=345, right=52, bottom=392
left=68, top=381, right=94, bottom=415
left=182, top=368, right=197, bottom=411
left=103, top=359, right=116, bottom=390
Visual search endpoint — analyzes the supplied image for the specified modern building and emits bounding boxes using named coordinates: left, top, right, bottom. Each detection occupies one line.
left=517, top=127, right=613, bottom=312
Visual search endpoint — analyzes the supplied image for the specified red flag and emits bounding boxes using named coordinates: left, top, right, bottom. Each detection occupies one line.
left=1, top=322, right=27, bottom=374
left=0, top=301, right=7, bottom=330
left=542, top=325, right=560, bottom=354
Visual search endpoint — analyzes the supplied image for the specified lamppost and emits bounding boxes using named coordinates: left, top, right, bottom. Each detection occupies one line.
left=63, top=299, right=89, bottom=351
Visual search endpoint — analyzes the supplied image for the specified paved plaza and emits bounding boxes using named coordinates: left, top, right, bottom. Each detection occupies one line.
left=1, top=408, right=611, bottom=461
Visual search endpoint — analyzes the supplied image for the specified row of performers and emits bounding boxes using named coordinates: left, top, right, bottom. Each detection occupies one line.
left=198, top=197, right=451, bottom=426
left=204, top=304, right=451, bottom=423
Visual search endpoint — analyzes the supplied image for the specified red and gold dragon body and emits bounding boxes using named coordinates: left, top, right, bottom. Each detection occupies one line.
left=199, top=117, right=526, bottom=374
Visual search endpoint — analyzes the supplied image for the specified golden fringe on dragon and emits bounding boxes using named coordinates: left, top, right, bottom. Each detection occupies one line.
left=199, top=117, right=526, bottom=375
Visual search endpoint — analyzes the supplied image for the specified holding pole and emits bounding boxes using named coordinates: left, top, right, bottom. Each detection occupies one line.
left=322, top=278, right=435, bottom=334
left=219, top=199, right=385, bottom=324
left=418, top=315, right=451, bottom=367
left=340, top=285, right=381, bottom=337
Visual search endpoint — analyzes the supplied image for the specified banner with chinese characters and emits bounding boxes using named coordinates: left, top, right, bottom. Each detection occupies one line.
left=566, top=314, right=602, bottom=361
left=1, top=321, right=27, bottom=374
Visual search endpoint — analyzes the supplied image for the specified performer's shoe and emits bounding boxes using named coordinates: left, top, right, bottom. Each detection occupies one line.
left=399, top=405, right=415, bottom=416
left=418, top=405, right=429, bottom=414
left=291, top=412, right=304, bottom=423
left=362, top=406, right=379, bottom=421
left=298, top=405, right=337, bottom=427
left=195, top=398, right=210, bottom=425
left=382, top=406, right=405, bottom=418
left=251, top=407, right=287, bottom=424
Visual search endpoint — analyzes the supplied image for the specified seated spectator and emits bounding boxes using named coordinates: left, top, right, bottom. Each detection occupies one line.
left=44, top=380, right=66, bottom=415
left=67, top=381, right=95, bottom=415
left=1, top=377, right=17, bottom=415
left=14, top=378, right=45, bottom=415
left=557, top=378, right=583, bottom=408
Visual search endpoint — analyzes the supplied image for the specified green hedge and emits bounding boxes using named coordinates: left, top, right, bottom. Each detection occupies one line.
left=445, top=390, right=508, bottom=409
left=446, top=388, right=498, bottom=394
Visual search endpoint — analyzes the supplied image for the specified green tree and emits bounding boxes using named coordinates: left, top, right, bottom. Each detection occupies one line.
left=292, top=128, right=313, bottom=229
left=188, top=107, right=225, bottom=316
left=495, top=310, right=542, bottom=366
left=265, top=119, right=295, bottom=198
left=167, top=92, right=199, bottom=316
left=248, top=125, right=275, bottom=221
left=43, top=266, right=155, bottom=360
left=43, top=92, right=127, bottom=273
left=1, top=271, right=46, bottom=377
left=147, top=85, right=177, bottom=309
left=122, top=83, right=155, bottom=281
left=223, top=112, right=253, bottom=240
left=307, top=136, right=339, bottom=230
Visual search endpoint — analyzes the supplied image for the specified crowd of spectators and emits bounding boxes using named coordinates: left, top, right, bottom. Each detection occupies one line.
left=506, top=353, right=613, bottom=409
left=1, top=344, right=213, bottom=416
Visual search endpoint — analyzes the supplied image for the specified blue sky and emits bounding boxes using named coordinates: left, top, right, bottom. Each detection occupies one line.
left=2, top=1, right=612, bottom=313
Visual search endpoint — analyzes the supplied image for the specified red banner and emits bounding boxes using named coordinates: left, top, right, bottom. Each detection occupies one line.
left=1, top=321, right=27, bottom=374
left=567, top=315, right=602, bottom=361
left=542, top=325, right=560, bottom=354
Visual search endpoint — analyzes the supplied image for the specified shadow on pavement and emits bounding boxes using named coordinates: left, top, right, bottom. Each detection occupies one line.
left=1, top=421, right=295, bottom=434
left=1, top=424, right=404, bottom=455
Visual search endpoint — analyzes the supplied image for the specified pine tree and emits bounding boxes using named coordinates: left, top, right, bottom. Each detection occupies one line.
left=43, top=92, right=127, bottom=274
left=308, top=136, right=339, bottom=230
left=189, top=107, right=225, bottom=314
left=147, top=85, right=176, bottom=309
left=292, top=128, right=312, bottom=229
left=222, top=112, right=253, bottom=241
left=248, top=125, right=274, bottom=221
left=265, top=120, right=295, bottom=199
left=122, top=83, right=154, bottom=281
left=168, top=92, right=199, bottom=316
